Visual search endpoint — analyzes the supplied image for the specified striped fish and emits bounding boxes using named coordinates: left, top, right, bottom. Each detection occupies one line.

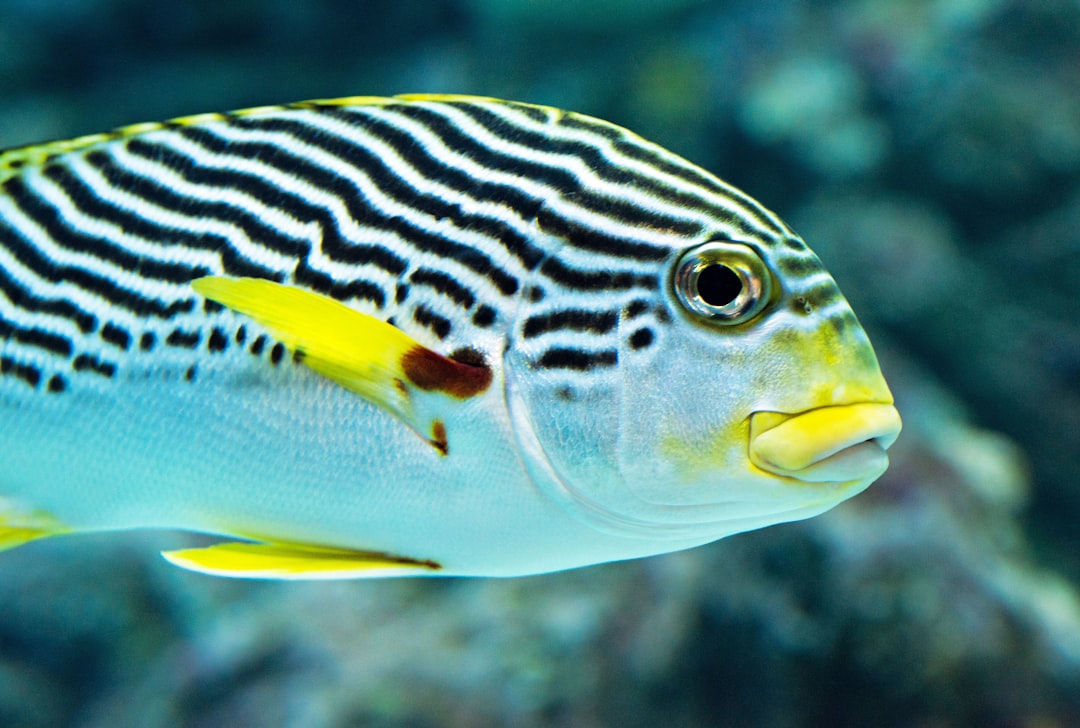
left=0, top=95, right=900, bottom=579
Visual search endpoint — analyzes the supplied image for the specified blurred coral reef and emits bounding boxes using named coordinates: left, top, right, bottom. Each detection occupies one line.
left=2, top=0, right=1079, bottom=726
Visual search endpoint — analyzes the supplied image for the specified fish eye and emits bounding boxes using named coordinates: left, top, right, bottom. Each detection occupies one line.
left=673, top=242, right=772, bottom=325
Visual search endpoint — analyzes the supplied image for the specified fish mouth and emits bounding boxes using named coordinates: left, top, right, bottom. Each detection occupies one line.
left=748, top=402, right=902, bottom=483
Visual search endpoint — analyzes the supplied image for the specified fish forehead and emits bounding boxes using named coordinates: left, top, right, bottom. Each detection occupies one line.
left=0, top=95, right=829, bottom=396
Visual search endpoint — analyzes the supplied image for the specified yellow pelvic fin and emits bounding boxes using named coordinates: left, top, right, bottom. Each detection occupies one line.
left=0, top=526, right=53, bottom=551
left=161, top=541, right=441, bottom=580
left=192, top=276, right=491, bottom=451
left=0, top=501, right=67, bottom=551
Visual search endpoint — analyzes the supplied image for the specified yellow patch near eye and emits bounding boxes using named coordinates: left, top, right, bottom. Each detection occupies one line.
left=660, top=416, right=749, bottom=483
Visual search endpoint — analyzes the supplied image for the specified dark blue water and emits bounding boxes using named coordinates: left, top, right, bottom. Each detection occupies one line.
left=2, top=1, right=1078, bottom=726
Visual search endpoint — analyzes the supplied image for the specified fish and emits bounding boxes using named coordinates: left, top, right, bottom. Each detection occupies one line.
left=0, top=94, right=901, bottom=579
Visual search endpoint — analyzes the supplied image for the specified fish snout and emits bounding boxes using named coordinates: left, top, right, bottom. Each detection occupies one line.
left=748, top=403, right=902, bottom=483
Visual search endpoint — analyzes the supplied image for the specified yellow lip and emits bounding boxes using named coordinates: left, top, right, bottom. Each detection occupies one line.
left=749, top=403, right=902, bottom=483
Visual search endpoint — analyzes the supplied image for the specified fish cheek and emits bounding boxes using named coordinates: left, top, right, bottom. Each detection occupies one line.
left=658, top=416, right=750, bottom=486
left=611, top=316, right=781, bottom=500
left=616, top=363, right=752, bottom=503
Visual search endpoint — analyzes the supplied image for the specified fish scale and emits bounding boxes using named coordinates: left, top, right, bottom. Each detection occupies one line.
left=0, top=95, right=900, bottom=579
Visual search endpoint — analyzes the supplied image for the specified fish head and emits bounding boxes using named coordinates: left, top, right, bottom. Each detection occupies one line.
left=505, top=229, right=900, bottom=547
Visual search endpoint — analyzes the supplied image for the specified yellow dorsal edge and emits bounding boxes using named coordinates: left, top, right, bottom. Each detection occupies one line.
left=0, top=93, right=601, bottom=182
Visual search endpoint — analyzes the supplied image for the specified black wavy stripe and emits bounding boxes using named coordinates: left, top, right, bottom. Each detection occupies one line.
left=409, top=267, right=476, bottom=309
left=136, top=130, right=409, bottom=277
left=319, top=109, right=547, bottom=271
left=0, top=355, right=41, bottom=387
left=311, top=110, right=672, bottom=294
left=553, top=110, right=786, bottom=236
left=413, top=102, right=765, bottom=241
left=72, top=352, right=116, bottom=377
left=0, top=263, right=97, bottom=333
left=0, top=184, right=195, bottom=319
left=523, top=309, right=618, bottom=338
left=472, top=305, right=496, bottom=327
left=193, top=119, right=521, bottom=297
left=501, top=101, right=549, bottom=124
left=557, top=113, right=785, bottom=236
left=133, top=110, right=665, bottom=311
left=80, top=151, right=279, bottom=281
left=776, top=253, right=822, bottom=278
left=100, top=321, right=131, bottom=349
left=120, top=139, right=309, bottom=259
left=800, top=280, right=846, bottom=312
left=827, top=309, right=859, bottom=337
left=624, top=299, right=650, bottom=319
left=207, top=327, right=228, bottom=352
left=39, top=164, right=205, bottom=283
left=539, top=256, right=657, bottom=292
left=535, top=209, right=672, bottom=262
left=380, top=104, right=691, bottom=258
left=165, top=328, right=201, bottom=348
left=538, top=347, right=618, bottom=370
left=102, top=144, right=386, bottom=305
left=412, top=303, right=451, bottom=339
left=293, top=261, right=385, bottom=308
left=0, top=313, right=72, bottom=356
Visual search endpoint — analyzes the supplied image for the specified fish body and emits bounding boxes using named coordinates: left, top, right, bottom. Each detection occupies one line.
left=0, top=95, right=900, bottom=578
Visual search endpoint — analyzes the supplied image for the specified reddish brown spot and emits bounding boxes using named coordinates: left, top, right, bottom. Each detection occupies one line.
left=430, top=419, right=448, bottom=456
left=401, top=346, right=492, bottom=398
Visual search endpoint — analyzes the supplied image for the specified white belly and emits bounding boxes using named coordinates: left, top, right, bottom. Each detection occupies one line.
left=1, top=365, right=706, bottom=576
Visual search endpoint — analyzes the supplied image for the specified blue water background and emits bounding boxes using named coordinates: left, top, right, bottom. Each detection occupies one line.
left=1, top=1, right=1078, bottom=726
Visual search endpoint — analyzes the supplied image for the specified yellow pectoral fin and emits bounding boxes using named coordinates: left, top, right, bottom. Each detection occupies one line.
left=192, top=276, right=492, bottom=452
left=161, top=541, right=441, bottom=580
left=193, top=276, right=415, bottom=417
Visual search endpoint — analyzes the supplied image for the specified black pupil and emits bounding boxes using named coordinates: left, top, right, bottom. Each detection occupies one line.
left=696, top=263, right=743, bottom=307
